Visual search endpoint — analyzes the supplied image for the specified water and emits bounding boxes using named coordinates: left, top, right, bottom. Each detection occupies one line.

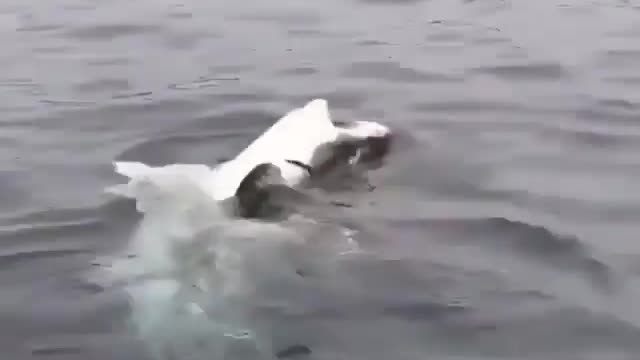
left=2, top=0, right=640, bottom=359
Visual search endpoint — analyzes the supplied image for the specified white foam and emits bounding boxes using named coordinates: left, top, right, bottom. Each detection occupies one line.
left=104, top=183, right=311, bottom=358
left=98, top=99, right=386, bottom=359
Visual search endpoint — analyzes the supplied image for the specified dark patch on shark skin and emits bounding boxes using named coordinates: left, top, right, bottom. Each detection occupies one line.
left=360, top=134, right=391, bottom=163
left=313, top=121, right=393, bottom=176
left=233, top=162, right=316, bottom=220
left=234, top=163, right=287, bottom=218
left=233, top=121, right=392, bottom=219
left=300, top=127, right=392, bottom=192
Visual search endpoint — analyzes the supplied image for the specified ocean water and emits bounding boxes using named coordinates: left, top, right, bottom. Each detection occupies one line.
left=2, top=0, right=640, bottom=359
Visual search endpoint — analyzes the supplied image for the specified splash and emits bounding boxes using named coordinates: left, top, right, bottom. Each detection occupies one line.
left=98, top=164, right=358, bottom=360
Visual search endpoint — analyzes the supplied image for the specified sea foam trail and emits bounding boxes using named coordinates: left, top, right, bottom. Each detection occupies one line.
left=97, top=165, right=357, bottom=360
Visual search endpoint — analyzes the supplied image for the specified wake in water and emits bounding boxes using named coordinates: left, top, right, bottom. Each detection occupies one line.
left=94, top=99, right=394, bottom=359
left=105, top=178, right=357, bottom=360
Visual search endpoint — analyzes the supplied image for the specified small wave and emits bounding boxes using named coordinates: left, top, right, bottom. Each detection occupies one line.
left=73, top=78, right=131, bottom=94
left=411, top=99, right=531, bottom=114
left=388, top=217, right=612, bottom=290
left=116, top=132, right=248, bottom=167
left=277, top=67, right=318, bottom=77
left=30, top=345, right=82, bottom=356
left=231, top=12, right=322, bottom=26
left=597, top=49, right=640, bottom=69
left=0, top=206, right=96, bottom=227
left=382, top=301, right=467, bottom=321
left=287, top=90, right=368, bottom=110
left=343, top=61, right=463, bottom=83
left=0, top=249, right=91, bottom=269
left=111, top=91, right=153, bottom=100
left=469, top=63, right=570, bottom=81
left=16, top=24, right=64, bottom=33
left=62, top=24, right=164, bottom=41
left=0, top=217, right=104, bottom=244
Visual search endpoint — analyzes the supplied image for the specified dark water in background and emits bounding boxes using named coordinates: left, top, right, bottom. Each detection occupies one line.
left=2, top=0, right=640, bottom=359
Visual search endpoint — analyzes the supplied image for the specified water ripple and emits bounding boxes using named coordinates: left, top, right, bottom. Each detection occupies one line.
left=388, top=216, right=612, bottom=289
left=0, top=249, right=91, bottom=269
left=2, top=0, right=640, bottom=359
left=62, top=24, right=164, bottom=41
left=17, top=24, right=64, bottom=33
left=470, top=63, right=571, bottom=81
left=31, top=346, right=83, bottom=357
left=72, top=78, right=131, bottom=94
left=343, top=61, right=463, bottom=83
left=277, top=67, right=318, bottom=76
left=598, top=49, right=640, bottom=69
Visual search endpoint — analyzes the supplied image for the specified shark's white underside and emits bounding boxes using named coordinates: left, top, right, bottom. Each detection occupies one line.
left=106, top=98, right=391, bottom=214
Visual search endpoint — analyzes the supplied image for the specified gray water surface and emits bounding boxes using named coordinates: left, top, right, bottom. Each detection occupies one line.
left=2, top=0, right=640, bottom=359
